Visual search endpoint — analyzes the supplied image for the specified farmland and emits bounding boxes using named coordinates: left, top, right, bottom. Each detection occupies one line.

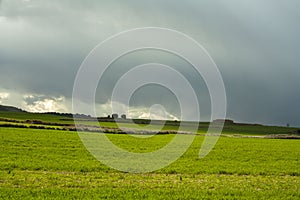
left=0, top=110, right=299, bottom=199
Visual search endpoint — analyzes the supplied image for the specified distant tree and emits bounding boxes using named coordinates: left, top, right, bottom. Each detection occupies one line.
left=121, top=114, right=126, bottom=119
left=112, top=114, right=118, bottom=119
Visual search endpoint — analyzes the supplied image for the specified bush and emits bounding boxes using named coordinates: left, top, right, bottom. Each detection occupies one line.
left=0, top=124, right=27, bottom=128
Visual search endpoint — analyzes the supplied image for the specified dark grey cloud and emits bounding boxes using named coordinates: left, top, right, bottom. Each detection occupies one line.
left=0, top=0, right=299, bottom=126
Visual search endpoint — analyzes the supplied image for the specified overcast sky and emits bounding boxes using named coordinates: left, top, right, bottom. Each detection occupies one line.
left=0, top=0, right=299, bottom=126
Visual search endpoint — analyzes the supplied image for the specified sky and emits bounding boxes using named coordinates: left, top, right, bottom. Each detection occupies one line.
left=0, top=0, right=299, bottom=126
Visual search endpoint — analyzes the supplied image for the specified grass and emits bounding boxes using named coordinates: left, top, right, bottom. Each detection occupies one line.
left=0, top=126, right=299, bottom=199
left=0, top=171, right=299, bottom=199
left=0, top=111, right=299, bottom=199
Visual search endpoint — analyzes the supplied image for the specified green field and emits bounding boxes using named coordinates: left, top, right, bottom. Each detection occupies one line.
left=0, top=111, right=299, bottom=199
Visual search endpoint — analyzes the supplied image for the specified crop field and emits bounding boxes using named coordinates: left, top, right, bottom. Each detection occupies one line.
left=0, top=113, right=299, bottom=199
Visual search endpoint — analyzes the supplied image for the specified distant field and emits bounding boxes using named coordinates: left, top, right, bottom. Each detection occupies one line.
left=0, top=111, right=298, bottom=136
left=0, top=126, right=299, bottom=199
left=0, top=111, right=74, bottom=124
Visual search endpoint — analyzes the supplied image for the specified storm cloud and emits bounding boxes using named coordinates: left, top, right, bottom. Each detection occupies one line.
left=0, top=0, right=299, bottom=126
